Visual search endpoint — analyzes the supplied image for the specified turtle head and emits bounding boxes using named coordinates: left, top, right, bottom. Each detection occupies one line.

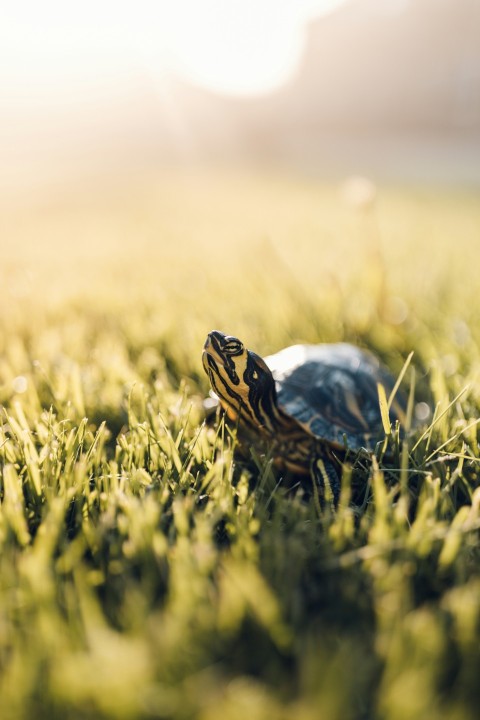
left=202, top=330, right=278, bottom=432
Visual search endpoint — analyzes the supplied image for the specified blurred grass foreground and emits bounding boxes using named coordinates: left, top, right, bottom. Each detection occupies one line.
left=1, top=170, right=480, bottom=719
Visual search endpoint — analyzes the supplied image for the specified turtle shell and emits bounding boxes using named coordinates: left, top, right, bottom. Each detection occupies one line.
left=264, top=343, right=405, bottom=451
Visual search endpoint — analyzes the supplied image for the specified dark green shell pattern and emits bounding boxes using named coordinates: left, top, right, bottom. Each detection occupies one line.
left=265, top=343, right=404, bottom=451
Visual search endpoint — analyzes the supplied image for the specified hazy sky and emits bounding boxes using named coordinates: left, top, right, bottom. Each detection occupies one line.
left=0, top=1, right=347, bottom=98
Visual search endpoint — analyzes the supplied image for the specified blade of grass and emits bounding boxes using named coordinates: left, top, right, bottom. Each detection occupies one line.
left=423, top=418, right=480, bottom=465
left=377, top=383, right=392, bottom=436
left=411, top=385, right=470, bottom=453
left=387, top=350, right=413, bottom=410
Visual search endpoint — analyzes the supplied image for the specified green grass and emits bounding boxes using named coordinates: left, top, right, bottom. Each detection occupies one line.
left=1, top=170, right=480, bottom=719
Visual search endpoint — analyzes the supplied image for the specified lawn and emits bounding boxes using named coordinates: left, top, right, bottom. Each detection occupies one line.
left=0, top=169, right=479, bottom=719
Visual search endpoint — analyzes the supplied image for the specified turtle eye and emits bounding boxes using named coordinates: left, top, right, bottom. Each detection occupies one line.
left=223, top=339, right=243, bottom=355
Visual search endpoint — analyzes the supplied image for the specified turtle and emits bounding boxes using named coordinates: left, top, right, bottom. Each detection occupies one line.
left=202, top=330, right=407, bottom=502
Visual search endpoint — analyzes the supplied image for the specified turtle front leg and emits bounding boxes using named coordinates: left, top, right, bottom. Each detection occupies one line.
left=311, top=456, right=341, bottom=507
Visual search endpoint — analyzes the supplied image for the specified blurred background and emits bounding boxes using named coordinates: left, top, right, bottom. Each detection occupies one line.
left=1, top=0, right=480, bottom=341
left=1, top=0, right=479, bottom=197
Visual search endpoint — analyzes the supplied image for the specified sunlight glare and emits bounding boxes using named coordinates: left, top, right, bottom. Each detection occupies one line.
left=149, top=0, right=348, bottom=95
left=0, top=0, right=347, bottom=99
left=160, top=1, right=304, bottom=96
